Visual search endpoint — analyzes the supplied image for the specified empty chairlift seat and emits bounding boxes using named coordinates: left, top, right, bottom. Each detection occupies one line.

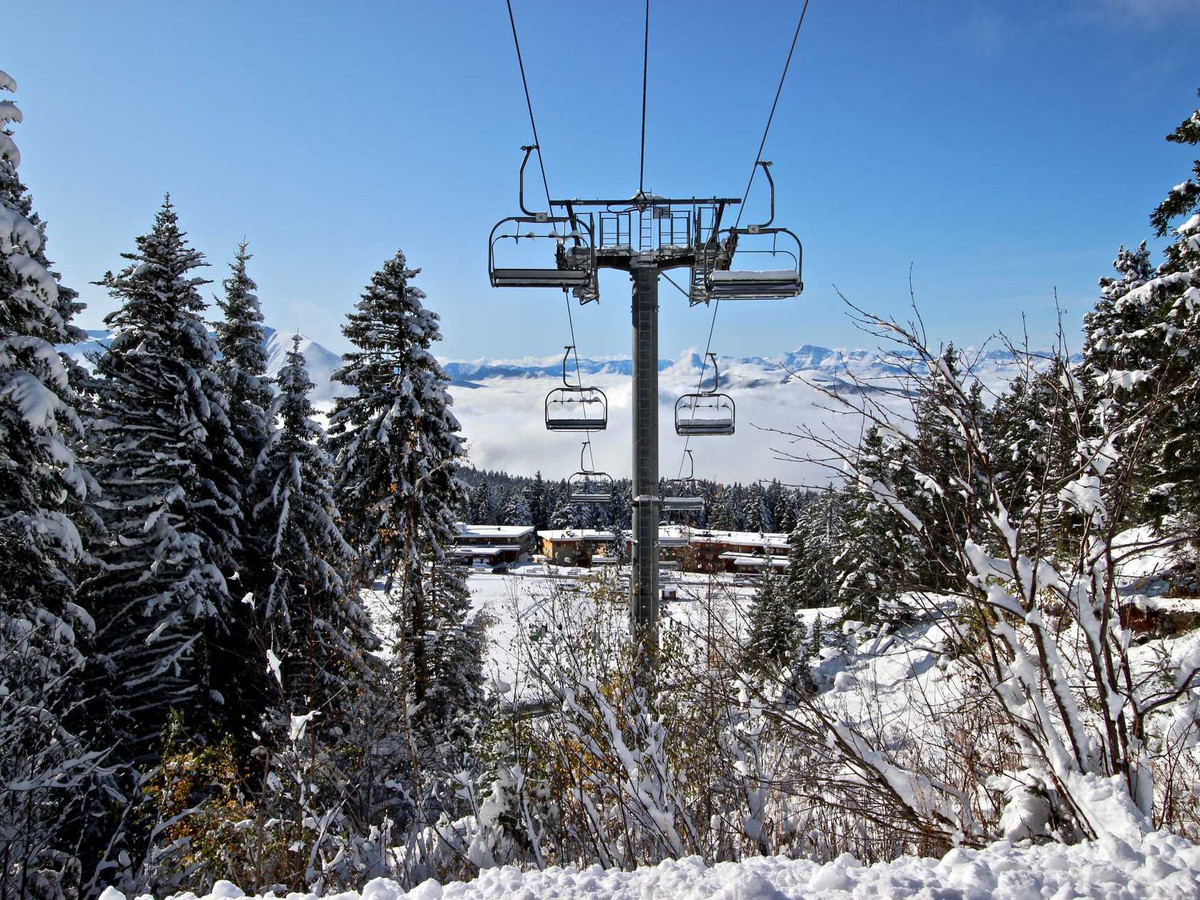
left=545, top=346, right=608, bottom=432
left=488, top=215, right=598, bottom=300
left=707, top=267, right=801, bottom=299
left=662, top=496, right=705, bottom=513
left=567, top=442, right=614, bottom=505
left=706, top=227, right=804, bottom=301
left=545, top=388, right=608, bottom=432
left=674, top=352, right=735, bottom=437
left=491, top=267, right=592, bottom=289
left=674, top=394, right=736, bottom=436
left=568, top=472, right=614, bottom=505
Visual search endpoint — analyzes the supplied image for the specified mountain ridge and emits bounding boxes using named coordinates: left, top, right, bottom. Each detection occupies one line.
left=64, top=331, right=1035, bottom=397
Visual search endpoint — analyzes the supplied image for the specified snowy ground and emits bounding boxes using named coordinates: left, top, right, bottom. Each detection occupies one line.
left=105, top=827, right=1200, bottom=900
left=351, top=559, right=1200, bottom=899
left=364, top=565, right=834, bottom=703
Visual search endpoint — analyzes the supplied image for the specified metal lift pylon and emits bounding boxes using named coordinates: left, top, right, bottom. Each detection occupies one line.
left=489, top=154, right=803, bottom=692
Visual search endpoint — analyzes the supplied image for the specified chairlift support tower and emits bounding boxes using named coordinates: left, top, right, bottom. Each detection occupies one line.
left=489, top=148, right=803, bottom=687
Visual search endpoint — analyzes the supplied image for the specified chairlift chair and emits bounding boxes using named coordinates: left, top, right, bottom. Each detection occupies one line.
left=662, top=449, right=705, bottom=514
left=674, top=352, right=735, bottom=437
left=489, top=216, right=598, bottom=299
left=545, top=346, right=608, bottom=432
left=567, top=442, right=614, bottom=505
left=703, top=161, right=804, bottom=302
left=487, top=146, right=599, bottom=302
left=706, top=228, right=803, bottom=301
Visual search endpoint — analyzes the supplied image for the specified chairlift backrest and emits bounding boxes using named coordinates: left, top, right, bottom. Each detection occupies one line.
left=567, top=441, right=614, bottom=505
left=663, top=450, right=706, bottom=514
left=545, top=346, right=608, bottom=432
left=674, top=353, right=735, bottom=436
left=488, top=214, right=598, bottom=301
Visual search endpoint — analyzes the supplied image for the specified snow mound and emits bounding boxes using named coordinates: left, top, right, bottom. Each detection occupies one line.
left=113, top=831, right=1200, bottom=900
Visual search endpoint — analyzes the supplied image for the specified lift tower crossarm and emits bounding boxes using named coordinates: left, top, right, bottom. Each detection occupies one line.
left=547, top=197, right=742, bottom=208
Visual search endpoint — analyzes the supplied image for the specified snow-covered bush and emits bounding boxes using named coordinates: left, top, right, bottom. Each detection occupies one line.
left=784, top=303, right=1200, bottom=845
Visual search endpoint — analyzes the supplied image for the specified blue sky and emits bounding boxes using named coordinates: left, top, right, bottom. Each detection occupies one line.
left=6, top=1, right=1200, bottom=360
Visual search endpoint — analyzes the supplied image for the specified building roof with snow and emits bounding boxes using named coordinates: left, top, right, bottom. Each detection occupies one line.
left=538, top=528, right=620, bottom=543
left=454, top=523, right=535, bottom=540
left=652, top=525, right=790, bottom=551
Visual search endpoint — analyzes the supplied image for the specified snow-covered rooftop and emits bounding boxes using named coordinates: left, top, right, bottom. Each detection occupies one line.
left=720, top=553, right=790, bottom=568
left=538, top=529, right=619, bottom=542
left=455, top=523, right=535, bottom=539
left=449, top=545, right=525, bottom=555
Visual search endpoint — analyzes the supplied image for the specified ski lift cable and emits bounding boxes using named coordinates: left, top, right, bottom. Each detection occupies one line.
left=505, top=0, right=553, bottom=212
left=564, top=295, right=598, bottom=471
left=732, top=0, right=811, bottom=230
left=673, top=2, right=810, bottom=479
left=506, top=0, right=602, bottom=471
left=638, top=0, right=651, bottom=194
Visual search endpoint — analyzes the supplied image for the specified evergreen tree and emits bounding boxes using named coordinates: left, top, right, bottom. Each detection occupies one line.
left=743, top=571, right=801, bottom=675
left=765, top=479, right=786, bottom=531
left=250, top=336, right=376, bottom=715
left=499, top=487, right=531, bottom=526
left=214, top=241, right=273, bottom=520
left=776, top=490, right=800, bottom=535
left=469, top=477, right=498, bottom=524
left=806, top=613, right=825, bottom=660
left=0, top=68, right=99, bottom=896
left=83, top=197, right=254, bottom=761
left=549, top=493, right=578, bottom=530
left=1084, top=91, right=1200, bottom=535
left=990, top=358, right=1081, bottom=551
left=527, top=471, right=548, bottom=531
left=324, top=250, right=467, bottom=711
left=891, top=346, right=990, bottom=591
left=833, top=429, right=906, bottom=624
left=421, top=557, right=485, bottom=750
left=784, top=512, right=833, bottom=611
left=708, top=485, right=736, bottom=530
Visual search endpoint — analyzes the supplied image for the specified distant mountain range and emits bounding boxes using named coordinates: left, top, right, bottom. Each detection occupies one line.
left=65, top=327, right=349, bottom=400
left=61, top=327, right=1037, bottom=481
left=64, top=330, right=1030, bottom=399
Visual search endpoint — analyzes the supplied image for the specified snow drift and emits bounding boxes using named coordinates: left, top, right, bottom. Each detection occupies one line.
left=100, top=829, right=1200, bottom=900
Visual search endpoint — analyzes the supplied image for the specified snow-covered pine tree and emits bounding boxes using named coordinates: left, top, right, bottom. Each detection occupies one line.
left=324, top=250, right=468, bottom=711
left=421, top=556, right=485, bottom=752
left=1084, top=91, right=1200, bottom=535
left=833, top=428, right=905, bottom=624
left=707, top=485, right=736, bottom=531
left=0, top=67, right=100, bottom=898
left=990, top=355, right=1082, bottom=552
left=783, top=510, right=833, bottom=611
left=526, top=471, right=548, bottom=531
left=549, top=492, right=580, bottom=530
left=743, top=571, right=800, bottom=673
left=765, top=479, right=786, bottom=531
left=469, top=477, right=497, bottom=525
left=214, top=241, right=273, bottom=523
left=499, top=487, right=531, bottom=526
left=904, top=346, right=989, bottom=591
left=250, top=335, right=376, bottom=716
left=83, top=197, right=256, bottom=763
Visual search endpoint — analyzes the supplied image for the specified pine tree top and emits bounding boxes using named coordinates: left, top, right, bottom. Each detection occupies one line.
left=215, top=240, right=269, bottom=377
left=99, top=195, right=211, bottom=342
left=276, top=334, right=320, bottom=438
